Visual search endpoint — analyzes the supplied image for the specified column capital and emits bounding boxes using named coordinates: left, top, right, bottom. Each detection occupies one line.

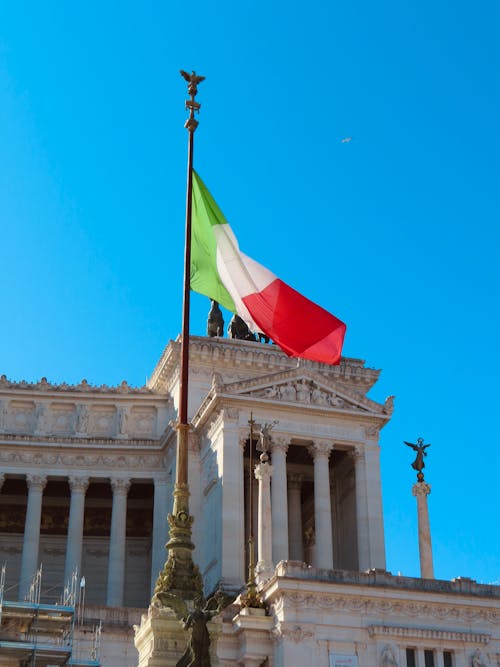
left=110, top=477, right=131, bottom=495
left=350, top=446, right=366, bottom=463
left=412, top=481, right=431, bottom=497
left=254, top=462, right=273, bottom=482
left=308, top=440, right=333, bottom=460
left=271, top=437, right=289, bottom=456
left=68, top=476, right=89, bottom=493
left=26, top=474, right=47, bottom=492
left=364, top=424, right=380, bottom=439
left=154, top=474, right=170, bottom=486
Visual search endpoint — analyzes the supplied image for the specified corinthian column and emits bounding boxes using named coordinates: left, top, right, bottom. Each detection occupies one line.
left=287, top=474, right=304, bottom=561
left=64, top=476, right=89, bottom=586
left=352, top=447, right=370, bottom=571
left=255, top=456, right=273, bottom=582
left=19, top=474, right=47, bottom=600
left=412, top=481, right=434, bottom=578
left=271, top=438, right=289, bottom=564
left=308, top=442, right=333, bottom=569
left=106, top=477, right=131, bottom=606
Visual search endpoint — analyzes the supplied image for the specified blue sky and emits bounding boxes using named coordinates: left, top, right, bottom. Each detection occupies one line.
left=0, top=1, right=498, bottom=583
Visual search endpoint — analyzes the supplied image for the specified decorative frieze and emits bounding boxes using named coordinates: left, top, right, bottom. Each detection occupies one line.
left=0, top=449, right=163, bottom=471
left=274, top=590, right=500, bottom=625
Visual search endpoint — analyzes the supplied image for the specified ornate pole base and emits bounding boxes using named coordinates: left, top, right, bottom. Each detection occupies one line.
left=154, top=483, right=203, bottom=601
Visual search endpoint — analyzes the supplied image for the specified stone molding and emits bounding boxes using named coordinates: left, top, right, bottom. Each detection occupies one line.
left=367, top=624, right=490, bottom=644
left=412, top=482, right=431, bottom=497
left=0, top=432, right=163, bottom=446
left=68, top=475, right=90, bottom=493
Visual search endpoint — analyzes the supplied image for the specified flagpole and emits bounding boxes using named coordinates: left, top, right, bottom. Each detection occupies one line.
left=154, top=70, right=205, bottom=601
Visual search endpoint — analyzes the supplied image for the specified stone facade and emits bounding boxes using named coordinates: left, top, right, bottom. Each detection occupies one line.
left=1, top=336, right=498, bottom=667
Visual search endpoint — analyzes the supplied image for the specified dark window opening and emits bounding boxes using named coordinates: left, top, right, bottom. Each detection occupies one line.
left=406, top=648, right=416, bottom=667
left=424, top=650, right=435, bottom=667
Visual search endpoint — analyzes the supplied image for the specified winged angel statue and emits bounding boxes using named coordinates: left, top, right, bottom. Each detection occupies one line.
left=155, top=590, right=233, bottom=667
left=404, top=437, right=431, bottom=472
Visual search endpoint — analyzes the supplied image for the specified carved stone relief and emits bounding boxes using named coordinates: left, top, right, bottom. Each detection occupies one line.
left=128, top=406, right=158, bottom=437
left=89, top=406, right=117, bottom=436
left=7, top=401, right=35, bottom=433
left=242, top=379, right=370, bottom=412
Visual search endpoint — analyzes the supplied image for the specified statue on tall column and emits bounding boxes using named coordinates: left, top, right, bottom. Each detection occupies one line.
left=404, top=437, right=431, bottom=480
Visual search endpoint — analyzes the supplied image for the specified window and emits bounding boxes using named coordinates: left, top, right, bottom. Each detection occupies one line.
left=424, top=650, right=435, bottom=667
left=406, top=648, right=416, bottom=667
left=443, top=651, right=453, bottom=667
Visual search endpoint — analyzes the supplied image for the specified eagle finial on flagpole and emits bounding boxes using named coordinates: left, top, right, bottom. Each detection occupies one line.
left=180, top=69, right=205, bottom=132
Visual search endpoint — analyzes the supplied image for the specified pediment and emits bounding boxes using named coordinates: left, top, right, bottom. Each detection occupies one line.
left=211, top=368, right=391, bottom=416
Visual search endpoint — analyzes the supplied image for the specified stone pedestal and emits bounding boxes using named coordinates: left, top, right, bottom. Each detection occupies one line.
left=134, top=599, right=221, bottom=667
left=412, top=481, right=434, bottom=579
left=134, top=603, right=189, bottom=667
left=231, top=606, right=274, bottom=667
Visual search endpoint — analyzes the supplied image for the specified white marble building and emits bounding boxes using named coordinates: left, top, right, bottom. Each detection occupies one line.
left=0, top=335, right=498, bottom=667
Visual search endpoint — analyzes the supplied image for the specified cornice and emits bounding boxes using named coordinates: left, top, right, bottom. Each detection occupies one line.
left=0, top=375, right=153, bottom=395
left=148, top=336, right=382, bottom=393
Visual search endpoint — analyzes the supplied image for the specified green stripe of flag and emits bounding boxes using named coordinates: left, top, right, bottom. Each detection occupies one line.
left=191, top=171, right=236, bottom=312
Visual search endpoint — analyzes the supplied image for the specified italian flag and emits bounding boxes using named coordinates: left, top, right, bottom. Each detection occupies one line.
left=191, top=171, right=346, bottom=365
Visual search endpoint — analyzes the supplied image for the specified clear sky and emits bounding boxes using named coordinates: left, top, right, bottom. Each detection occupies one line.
left=0, top=1, right=498, bottom=584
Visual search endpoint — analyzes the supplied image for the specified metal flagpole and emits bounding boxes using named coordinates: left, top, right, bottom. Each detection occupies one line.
left=154, top=70, right=205, bottom=601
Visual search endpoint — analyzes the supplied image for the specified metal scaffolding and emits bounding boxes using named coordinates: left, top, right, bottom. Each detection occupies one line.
left=0, top=564, right=101, bottom=667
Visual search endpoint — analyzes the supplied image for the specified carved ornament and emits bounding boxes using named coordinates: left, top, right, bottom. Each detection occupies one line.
left=271, top=623, right=315, bottom=644
left=0, top=374, right=152, bottom=394
left=412, top=482, right=432, bottom=497
left=26, top=474, right=47, bottom=491
left=110, top=477, right=131, bottom=494
left=308, top=441, right=333, bottom=460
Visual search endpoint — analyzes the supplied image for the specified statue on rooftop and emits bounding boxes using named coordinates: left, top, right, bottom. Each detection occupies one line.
left=227, top=314, right=256, bottom=341
left=207, top=300, right=224, bottom=337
